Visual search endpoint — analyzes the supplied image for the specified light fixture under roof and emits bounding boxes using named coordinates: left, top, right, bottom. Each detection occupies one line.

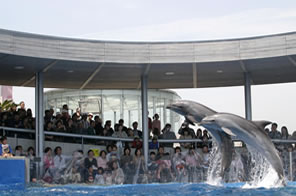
left=217, top=70, right=223, bottom=73
left=165, top=72, right=175, bottom=76
left=67, top=70, right=74, bottom=73
left=14, top=66, right=24, bottom=70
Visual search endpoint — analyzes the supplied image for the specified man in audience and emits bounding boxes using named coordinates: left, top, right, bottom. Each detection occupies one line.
left=159, top=124, right=176, bottom=147
left=268, top=123, right=282, bottom=139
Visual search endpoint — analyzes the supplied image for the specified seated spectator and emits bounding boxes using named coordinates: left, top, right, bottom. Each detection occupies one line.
left=179, top=129, right=193, bottom=149
left=0, top=136, right=13, bottom=157
left=54, top=146, right=71, bottom=173
left=15, top=145, right=25, bottom=156
left=112, top=124, right=128, bottom=149
left=106, top=145, right=120, bottom=162
left=149, top=136, right=159, bottom=150
left=172, top=147, right=186, bottom=182
left=120, top=147, right=134, bottom=184
left=155, top=146, right=165, bottom=161
left=97, top=150, right=108, bottom=170
left=85, top=166, right=95, bottom=183
left=43, top=147, right=54, bottom=183
left=147, top=151, right=158, bottom=182
left=159, top=124, right=176, bottom=147
left=131, top=136, right=143, bottom=149
left=64, top=167, right=81, bottom=183
left=111, top=161, right=125, bottom=184
left=94, top=167, right=105, bottom=185
left=26, top=146, right=36, bottom=182
left=105, top=169, right=113, bottom=185
left=185, top=147, right=202, bottom=183
left=45, top=121, right=54, bottom=141
left=133, top=148, right=146, bottom=183
left=84, top=150, right=98, bottom=170
left=201, top=145, right=210, bottom=168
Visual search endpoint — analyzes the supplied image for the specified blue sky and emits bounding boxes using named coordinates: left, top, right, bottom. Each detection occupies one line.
left=1, top=0, right=296, bottom=133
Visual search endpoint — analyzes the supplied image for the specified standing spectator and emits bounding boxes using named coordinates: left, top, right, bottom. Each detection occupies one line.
left=152, top=114, right=161, bottom=135
left=178, top=121, right=195, bottom=138
left=132, top=121, right=142, bottom=138
left=75, top=108, right=81, bottom=120
left=104, top=120, right=114, bottom=135
left=87, top=113, right=93, bottom=124
left=159, top=124, right=176, bottom=147
left=81, top=114, right=90, bottom=130
left=118, top=119, right=128, bottom=133
left=94, top=115, right=103, bottom=135
left=268, top=123, right=282, bottom=139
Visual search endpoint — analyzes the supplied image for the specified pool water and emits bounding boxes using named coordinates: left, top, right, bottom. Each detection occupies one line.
left=1, top=182, right=296, bottom=196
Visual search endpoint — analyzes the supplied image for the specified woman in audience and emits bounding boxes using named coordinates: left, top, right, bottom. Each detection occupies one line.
left=120, top=147, right=134, bottom=184
left=97, top=150, right=108, bottom=170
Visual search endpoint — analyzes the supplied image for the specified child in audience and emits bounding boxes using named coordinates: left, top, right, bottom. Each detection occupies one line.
left=95, top=167, right=105, bottom=185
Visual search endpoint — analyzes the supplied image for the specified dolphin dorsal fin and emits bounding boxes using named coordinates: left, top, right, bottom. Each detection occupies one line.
left=221, top=127, right=236, bottom=137
left=186, top=115, right=197, bottom=124
left=252, top=120, right=272, bottom=130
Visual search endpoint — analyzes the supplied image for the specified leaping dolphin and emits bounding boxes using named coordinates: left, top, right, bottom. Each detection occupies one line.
left=166, top=100, right=233, bottom=178
left=200, top=113, right=285, bottom=185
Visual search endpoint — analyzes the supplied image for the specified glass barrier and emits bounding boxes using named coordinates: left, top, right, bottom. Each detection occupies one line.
left=0, top=126, right=295, bottom=185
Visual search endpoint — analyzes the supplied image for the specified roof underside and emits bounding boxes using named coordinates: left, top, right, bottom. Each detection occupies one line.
left=0, top=29, right=296, bottom=89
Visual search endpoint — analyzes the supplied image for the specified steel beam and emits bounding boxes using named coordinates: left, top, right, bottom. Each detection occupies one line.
left=244, top=72, right=252, bottom=120
left=35, top=72, right=44, bottom=179
left=141, top=74, right=149, bottom=170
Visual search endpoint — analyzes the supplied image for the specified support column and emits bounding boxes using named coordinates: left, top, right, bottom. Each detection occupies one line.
left=35, top=72, right=44, bottom=178
left=141, top=75, right=149, bottom=170
left=244, top=73, right=252, bottom=120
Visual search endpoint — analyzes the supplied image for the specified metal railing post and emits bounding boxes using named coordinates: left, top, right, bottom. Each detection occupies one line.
left=81, top=137, right=84, bottom=152
left=289, top=150, right=293, bottom=181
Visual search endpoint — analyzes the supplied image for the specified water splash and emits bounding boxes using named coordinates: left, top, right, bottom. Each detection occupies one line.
left=206, top=144, right=223, bottom=186
left=242, top=147, right=284, bottom=189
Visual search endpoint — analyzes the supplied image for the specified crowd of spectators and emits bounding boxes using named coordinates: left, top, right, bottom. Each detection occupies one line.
left=1, top=101, right=296, bottom=184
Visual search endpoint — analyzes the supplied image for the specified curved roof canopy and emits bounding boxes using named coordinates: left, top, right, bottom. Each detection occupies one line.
left=0, top=28, right=296, bottom=89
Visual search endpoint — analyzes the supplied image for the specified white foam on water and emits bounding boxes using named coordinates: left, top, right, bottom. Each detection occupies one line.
left=242, top=147, right=285, bottom=189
